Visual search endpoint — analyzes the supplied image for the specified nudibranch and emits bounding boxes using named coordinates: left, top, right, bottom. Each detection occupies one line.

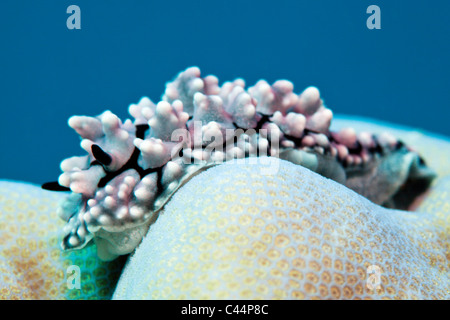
left=43, top=67, right=436, bottom=261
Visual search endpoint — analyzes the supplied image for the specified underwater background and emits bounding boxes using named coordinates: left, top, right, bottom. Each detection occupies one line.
left=0, top=0, right=449, bottom=185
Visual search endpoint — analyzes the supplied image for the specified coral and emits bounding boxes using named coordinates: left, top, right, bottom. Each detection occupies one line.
left=42, top=67, right=436, bottom=261
left=112, top=157, right=449, bottom=300
left=0, top=181, right=124, bottom=300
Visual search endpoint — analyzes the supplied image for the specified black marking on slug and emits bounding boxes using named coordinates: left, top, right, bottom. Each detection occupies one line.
left=41, top=181, right=71, bottom=192
left=92, top=145, right=113, bottom=166
left=95, top=121, right=176, bottom=190
left=135, top=124, right=150, bottom=139
left=98, top=147, right=143, bottom=188
left=141, top=166, right=162, bottom=178
left=303, top=128, right=325, bottom=135
left=254, top=115, right=271, bottom=131
left=284, top=134, right=304, bottom=147
left=90, top=160, right=103, bottom=167
left=418, top=156, right=426, bottom=166
left=138, top=166, right=165, bottom=211
left=156, top=167, right=164, bottom=196
left=369, top=137, right=384, bottom=154
left=348, top=141, right=363, bottom=155
left=395, top=140, right=405, bottom=151
left=231, top=114, right=270, bottom=133
left=95, top=124, right=151, bottom=187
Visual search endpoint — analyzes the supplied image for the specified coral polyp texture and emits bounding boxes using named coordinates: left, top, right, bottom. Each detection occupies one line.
left=43, top=67, right=436, bottom=261
left=113, top=157, right=449, bottom=300
left=0, top=182, right=124, bottom=299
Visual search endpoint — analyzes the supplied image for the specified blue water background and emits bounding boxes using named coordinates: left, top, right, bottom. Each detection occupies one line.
left=0, top=0, right=449, bottom=184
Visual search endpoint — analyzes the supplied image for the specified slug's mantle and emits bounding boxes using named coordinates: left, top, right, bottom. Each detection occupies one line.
left=43, top=67, right=436, bottom=261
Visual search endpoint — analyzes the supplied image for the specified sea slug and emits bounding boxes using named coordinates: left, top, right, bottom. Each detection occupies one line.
left=42, top=67, right=436, bottom=261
